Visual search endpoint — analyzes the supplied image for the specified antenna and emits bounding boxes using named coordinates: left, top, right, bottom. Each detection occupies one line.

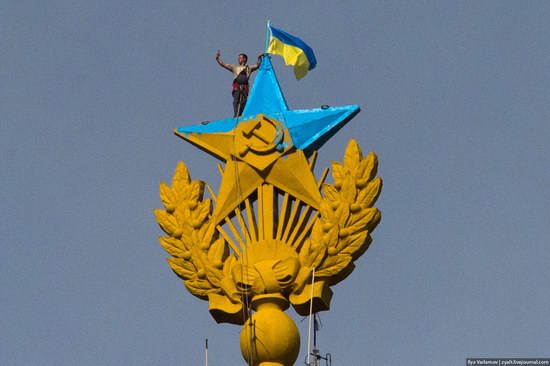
left=205, top=338, right=208, bottom=366
left=305, top=275, right=333, bottom=366
left=313, top=314, right=319, bottom=365
left=305, top=320, right=332, bottom=366
left=306, top=267, right=315, bottom=365
left=311, top=314, right=332, bottom=366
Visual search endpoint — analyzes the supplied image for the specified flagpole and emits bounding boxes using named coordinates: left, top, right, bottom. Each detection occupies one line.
left=264, top=20, right=270, bottom=54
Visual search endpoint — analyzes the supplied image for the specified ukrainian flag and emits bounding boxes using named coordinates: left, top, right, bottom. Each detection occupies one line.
left=267, top=25, right=317, bottom=80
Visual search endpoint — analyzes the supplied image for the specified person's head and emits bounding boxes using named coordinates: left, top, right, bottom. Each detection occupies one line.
left=238, top=53, right=248, bottom=65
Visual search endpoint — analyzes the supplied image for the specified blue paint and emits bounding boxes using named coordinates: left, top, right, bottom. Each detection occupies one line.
left=177, top=114, right=257, bottom=135
left=282, top=105, right=360, bottom=153
left=243, top=56, right=288, bottom=115
left=175, top=54, right=360, bottom=156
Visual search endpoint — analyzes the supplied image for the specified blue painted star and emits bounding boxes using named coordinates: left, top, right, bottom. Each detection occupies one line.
left=175, top=56, right=360, bottom=158
left=174, top=56, right=360, bottom=221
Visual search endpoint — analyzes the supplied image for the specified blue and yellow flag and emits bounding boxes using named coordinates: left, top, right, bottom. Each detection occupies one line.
left=267, top=25, right=317, bottom=80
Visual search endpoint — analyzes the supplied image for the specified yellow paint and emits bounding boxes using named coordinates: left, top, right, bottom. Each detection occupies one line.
left=155, top=138, right=382, bottom=364
left=178, top=114, right=322, bottom=224
left=240, top=294, right=300, bottom=366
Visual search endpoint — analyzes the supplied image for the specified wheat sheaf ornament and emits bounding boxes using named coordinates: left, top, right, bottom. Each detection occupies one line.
left=155, top=54, right=382, bottom=366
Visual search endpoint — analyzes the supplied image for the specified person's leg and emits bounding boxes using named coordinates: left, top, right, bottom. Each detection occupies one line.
left=232, top=90, right=239, bottom=117
left=238, top=95, right=247, bottom=117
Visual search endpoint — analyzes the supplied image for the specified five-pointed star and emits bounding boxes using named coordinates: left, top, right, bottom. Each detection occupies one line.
left=175, top=56, right=360, bottom=223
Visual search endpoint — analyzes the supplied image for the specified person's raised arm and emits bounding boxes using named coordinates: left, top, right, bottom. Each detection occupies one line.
left=215, top=50, right=232, bottom=71
left=250, top=54, right=264, bottom=72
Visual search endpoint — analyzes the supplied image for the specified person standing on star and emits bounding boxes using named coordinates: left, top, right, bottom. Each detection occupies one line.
left=216, top=50, right=263, bottom=117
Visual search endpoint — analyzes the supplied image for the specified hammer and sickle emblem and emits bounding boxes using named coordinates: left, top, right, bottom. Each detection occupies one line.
left=237, top=115, right=285, bottom=157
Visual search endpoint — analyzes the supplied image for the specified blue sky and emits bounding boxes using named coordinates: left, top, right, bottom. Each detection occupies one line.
left=2, top=1, right=549, bottom=365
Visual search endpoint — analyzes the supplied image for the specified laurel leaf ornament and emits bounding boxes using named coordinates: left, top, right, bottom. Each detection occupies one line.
left=158, top=138, right=382, bottom=322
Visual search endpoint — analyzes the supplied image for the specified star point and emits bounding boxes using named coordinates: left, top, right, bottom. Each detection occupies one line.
left=175, top=55, right=361, bottom=221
